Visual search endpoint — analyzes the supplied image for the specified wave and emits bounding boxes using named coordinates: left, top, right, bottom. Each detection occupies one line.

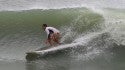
left=0, top=7, right=125, bottom=61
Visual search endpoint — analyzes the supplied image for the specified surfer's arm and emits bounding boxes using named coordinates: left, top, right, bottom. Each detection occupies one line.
left=45, top=36, right=50, bottom=45
left=44, top=29, right=49, bottom=44
left=45, top=28, right=53, bottom=45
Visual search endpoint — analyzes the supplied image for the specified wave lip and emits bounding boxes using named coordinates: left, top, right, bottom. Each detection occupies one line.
left=0, top=0, right=125, bottom=11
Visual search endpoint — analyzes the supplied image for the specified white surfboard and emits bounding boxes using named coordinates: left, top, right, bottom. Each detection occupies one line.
left=26, top=42, right=81, bottom=60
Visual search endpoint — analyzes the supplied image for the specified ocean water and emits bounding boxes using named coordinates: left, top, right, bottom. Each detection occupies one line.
left=0, top=0, right=125, bottom=70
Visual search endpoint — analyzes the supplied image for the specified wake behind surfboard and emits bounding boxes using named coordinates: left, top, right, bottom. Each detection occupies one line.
left=26, top=43, right=83, bottom=61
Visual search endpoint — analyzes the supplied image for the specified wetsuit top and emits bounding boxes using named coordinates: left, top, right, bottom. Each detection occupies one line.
left=45, top=27, right=60, bottom=39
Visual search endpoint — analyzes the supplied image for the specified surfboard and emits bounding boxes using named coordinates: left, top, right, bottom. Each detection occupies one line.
left=26, top=43, right=81, bottom=61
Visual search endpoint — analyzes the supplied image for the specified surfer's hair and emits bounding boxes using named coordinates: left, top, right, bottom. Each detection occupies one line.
left=43, top=24, right=47, bottom=27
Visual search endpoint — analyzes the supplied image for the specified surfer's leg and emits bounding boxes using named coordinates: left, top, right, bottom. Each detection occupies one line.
left=53, top=33, right=61, bottom=45
left=47, top=34, right=54, bottom=46
left=48, top=39, right=53, bottom=46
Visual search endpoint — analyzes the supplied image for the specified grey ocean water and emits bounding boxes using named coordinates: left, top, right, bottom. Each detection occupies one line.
left=0, top=0, right=125, bottom=70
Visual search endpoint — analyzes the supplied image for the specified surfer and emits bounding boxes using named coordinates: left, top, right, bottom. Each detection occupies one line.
left=42, top=24, right=61, bottom=46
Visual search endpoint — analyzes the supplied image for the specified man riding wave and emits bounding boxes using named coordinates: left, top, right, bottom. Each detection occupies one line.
left=42, top=24, right=61, bottom=46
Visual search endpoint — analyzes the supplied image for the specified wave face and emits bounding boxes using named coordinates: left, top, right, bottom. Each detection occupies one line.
left=0, top=8, right=105, bottom=60
left=0, top=7, right=125, bottom=61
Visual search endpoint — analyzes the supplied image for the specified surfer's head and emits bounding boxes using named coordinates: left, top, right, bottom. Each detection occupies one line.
left=42, top=24, right=47, bottom=30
